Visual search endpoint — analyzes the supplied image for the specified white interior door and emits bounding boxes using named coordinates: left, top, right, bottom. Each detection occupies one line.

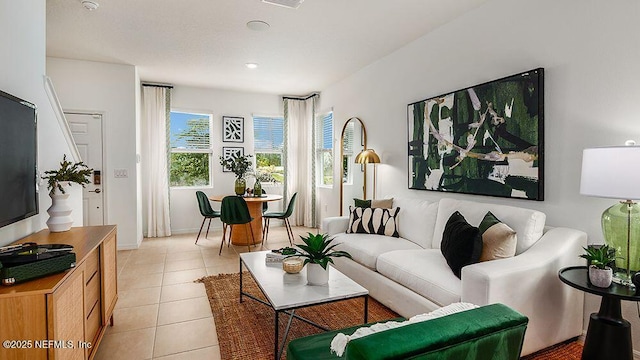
left=67, top=112, right=105, bottom=226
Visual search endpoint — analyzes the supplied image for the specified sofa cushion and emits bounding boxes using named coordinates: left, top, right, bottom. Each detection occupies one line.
left=346, top=207, right=400, bottom=237
left=479, top=211, right=517, bottom=261
left=441, top=212, right=483, bottom=278
left=376, top=249, right=461, bottom=306
left=392, top=197, right=439, bottom=249
left=332, top=233, right=422, bottom=270
left=353, top=198, right=393, bottom=208
left=354, top=198, right=371, bottom=208
left=432, top=198, right=546, bottom=255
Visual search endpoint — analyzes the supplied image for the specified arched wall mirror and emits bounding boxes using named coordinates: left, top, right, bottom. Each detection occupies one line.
left=340, top=117, right=367, bottom=216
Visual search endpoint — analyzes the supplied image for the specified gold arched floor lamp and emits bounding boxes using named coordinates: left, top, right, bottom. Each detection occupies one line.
left=355, top=149, right=381, bottom=199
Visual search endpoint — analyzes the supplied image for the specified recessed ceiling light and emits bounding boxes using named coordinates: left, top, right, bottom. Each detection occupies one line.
left=246, top=20, right=270, bottom=31
left=262, top=0, right=304, bottom=9
left=245, top=63, right=258, bottom=69
left=81, top=0, right=99, bottom=11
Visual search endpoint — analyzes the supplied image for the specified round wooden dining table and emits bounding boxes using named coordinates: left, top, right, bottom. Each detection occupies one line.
left=209, top=194, right=283, bottom=246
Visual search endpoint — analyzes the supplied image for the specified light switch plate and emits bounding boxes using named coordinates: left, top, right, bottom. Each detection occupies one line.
left=114, top=169, right=128, bottom=178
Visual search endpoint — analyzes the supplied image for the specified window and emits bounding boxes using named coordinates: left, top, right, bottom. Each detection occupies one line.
left=316, top=111, right=333, bottom=186
left=342, top=121, right=354, bottom=184
left=253, top=116, right=284, bottom=183
left=169, top=111, right=212, bottom=187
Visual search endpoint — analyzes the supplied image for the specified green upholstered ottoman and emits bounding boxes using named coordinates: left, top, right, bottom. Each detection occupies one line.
left=287, top=303, right=528, bottom=360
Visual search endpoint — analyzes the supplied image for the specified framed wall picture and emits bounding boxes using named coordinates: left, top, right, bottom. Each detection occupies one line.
left=223, top=116, right=244, bottom=142
left=222, top=147, right=244, bottom=172
left=407, top=68, right=544, bottom=200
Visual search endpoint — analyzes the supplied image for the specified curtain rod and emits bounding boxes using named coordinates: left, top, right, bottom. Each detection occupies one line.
left=141, top=82, right=174, bottom=89
left=282, top=93, right=318, bottom=101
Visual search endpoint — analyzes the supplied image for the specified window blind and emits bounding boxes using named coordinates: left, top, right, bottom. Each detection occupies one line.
left=254, top=116, right=284, bottom=152
left=316, top=112, right=333, bottom=150
left=343, top=121, right=354, bottom=154
left=169, top=111, right=210, bottom=150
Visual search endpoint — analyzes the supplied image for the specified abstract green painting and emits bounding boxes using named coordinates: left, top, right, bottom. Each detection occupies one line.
left=407, top=68, right=544, bottom=200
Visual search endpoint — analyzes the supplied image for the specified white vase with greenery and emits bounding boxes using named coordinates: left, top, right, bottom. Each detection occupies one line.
left=43, top=156, right=92, bottom=232
left=46, top=181, right=74, bottom=232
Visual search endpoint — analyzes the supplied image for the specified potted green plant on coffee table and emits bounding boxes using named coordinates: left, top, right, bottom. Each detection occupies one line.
left=293, top=233, right=352, bottom=285
left=580, top=245, right=616, bottom=288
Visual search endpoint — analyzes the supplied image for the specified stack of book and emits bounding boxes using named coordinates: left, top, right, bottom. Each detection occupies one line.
left=265, top=252, right=286, bottom=264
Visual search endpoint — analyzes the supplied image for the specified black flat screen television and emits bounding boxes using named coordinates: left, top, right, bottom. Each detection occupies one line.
left=0, top=89, right=38, bottom=228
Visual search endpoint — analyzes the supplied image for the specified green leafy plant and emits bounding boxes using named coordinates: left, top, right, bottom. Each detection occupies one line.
left=252, top=168, right=280, bottom=184
left=274, top=247, right=297, bottom=255
left=42, top=155, right=93, bottom=194
left=219, top=154, right=253, bottom=179
left=293, top=233, right=352, bottom=270
left=580, top=245, right=616, bottom=270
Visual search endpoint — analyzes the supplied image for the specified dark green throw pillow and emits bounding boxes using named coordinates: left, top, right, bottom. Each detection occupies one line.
left=478, top=211, right=501, bottom=234
left=440, top=211, right=483, bottom=278
left=354, top=198, right=371, bottom=208
left=477, top=211, right=517, bottom=262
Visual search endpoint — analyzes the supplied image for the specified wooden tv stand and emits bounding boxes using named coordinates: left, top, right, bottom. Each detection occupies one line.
left=0, top=226, right=117, bottom=360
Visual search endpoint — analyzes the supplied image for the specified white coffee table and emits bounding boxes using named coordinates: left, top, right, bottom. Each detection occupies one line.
left=239, top=251, right=369, bottom=360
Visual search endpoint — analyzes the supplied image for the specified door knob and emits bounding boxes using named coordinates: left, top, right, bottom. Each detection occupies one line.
left=89, top=189, right=101, bottom=194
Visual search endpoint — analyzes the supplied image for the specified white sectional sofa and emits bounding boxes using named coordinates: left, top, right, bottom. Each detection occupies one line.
left=322, top=197, right=586, bottom=356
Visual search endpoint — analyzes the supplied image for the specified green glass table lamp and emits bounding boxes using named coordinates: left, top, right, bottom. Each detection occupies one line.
left=580, top=142, right=640, bottom=287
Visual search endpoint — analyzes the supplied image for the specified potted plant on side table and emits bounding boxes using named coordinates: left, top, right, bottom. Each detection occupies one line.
left=293, top=233, right=352, bottom=285
left=42, top=155, right=93, bottom=232
left=580, top=245, right=616, bottom=288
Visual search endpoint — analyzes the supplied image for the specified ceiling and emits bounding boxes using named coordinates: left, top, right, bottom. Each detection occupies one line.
left=46, top=0, right=489, bottom=95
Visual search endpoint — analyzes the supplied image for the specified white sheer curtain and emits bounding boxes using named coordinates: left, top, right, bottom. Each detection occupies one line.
left=141, top=85, right=172, bottom=237
left=284, top=95, right=318, bottom=228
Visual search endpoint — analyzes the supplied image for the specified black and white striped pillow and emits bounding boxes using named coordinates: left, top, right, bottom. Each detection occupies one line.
left=346, top=206, right=400, bottom=237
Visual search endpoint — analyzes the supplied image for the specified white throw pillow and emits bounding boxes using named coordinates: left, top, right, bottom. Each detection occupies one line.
left=346, top=207, right=400, bottom=237
left=330, top=302, right=478, bottom=356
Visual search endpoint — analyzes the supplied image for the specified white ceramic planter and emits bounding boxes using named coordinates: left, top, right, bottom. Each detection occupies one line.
left=46, top=182, right=74, bottom=232
left=589, top=265, right=613, bottom=288
left=307, top=263, right=329, bottom=285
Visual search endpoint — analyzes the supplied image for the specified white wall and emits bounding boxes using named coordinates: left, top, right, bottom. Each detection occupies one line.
left=46, top=58, right=141, bottom=249
left=320, top=0, right=640, bottom=352
left=168, top=85, right=284, bottom=234
left=0, top=1, right=76, bottom=246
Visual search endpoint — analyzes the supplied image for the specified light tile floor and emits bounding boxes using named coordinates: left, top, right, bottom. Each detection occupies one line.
left=94, top=224, right=313, bottom=360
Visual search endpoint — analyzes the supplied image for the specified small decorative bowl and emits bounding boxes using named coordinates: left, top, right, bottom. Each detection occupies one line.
left=282, top=257, right=304, bottom=274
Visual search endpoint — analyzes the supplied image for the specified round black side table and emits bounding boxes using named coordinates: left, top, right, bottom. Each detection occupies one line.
left=559, top=266, right=640, bottom=360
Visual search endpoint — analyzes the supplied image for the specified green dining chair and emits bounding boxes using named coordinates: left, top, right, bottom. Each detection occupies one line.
left=262, top=192, right=297, bottom=245
left=219, top=195, right=257, bottom=254
left=261, top=189, right=268, bottom=214
left=195, top=191, right=221, bottom=244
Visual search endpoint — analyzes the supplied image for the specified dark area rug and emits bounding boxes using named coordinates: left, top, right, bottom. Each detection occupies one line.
left=197, top=272, right=584, bottom=360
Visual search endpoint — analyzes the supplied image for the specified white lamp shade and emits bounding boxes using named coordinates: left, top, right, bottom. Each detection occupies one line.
left=580, top=146, right=640, bottom=200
